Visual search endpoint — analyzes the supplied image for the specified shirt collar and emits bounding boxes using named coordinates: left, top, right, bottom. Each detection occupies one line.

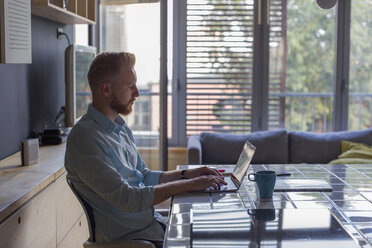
left=87, top=105, right=125, bottom=134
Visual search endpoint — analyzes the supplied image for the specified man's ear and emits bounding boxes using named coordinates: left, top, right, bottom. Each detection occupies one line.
left=100, top=82, right=112, bottom=97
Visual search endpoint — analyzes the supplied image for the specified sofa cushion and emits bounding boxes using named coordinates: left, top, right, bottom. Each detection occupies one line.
left=329, top=140, right=372, bottom=164
left=200, top=129, right=289, bottom=164
left=289, top=129, right=372, bottom=164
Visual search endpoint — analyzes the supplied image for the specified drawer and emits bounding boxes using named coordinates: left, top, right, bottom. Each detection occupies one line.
left=0, top=183, right=57, bottom=248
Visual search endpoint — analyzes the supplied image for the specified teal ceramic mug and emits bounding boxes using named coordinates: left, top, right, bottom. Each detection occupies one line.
left=248, top=170, right=276, bottom=199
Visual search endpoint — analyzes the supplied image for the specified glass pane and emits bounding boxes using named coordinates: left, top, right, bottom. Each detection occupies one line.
left=74, top=24, right=88, bottom=46
left=269, top=0, right=336, bottom=132
left=100, top=3, right=160, bottom=169
left=348, top=0, right=372, bottom=130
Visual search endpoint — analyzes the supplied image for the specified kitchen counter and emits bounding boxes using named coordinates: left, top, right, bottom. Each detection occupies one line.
left=0, top=143, right=66, bottom=223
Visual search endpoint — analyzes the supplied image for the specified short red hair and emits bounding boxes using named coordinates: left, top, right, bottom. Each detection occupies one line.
left=87, top=52, right=136, bottom=91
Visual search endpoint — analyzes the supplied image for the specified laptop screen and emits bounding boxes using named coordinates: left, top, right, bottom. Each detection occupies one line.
left=231, top=141, right=256, bottom=185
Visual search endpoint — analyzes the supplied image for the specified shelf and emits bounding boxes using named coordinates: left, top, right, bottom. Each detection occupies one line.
left=32, top=0, right=96, bottom=25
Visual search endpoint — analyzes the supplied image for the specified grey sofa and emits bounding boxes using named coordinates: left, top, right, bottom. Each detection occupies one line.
left=187, top=129, right=372, bottom=165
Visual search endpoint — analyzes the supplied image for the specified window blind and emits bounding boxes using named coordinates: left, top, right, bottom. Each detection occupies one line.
left=186, top=0, right=285, bottom=135
left=186, top=0, right=255, bottom=135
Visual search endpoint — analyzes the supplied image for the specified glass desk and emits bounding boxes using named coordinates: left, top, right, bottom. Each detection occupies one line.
left=164, top=164, right=372, bottom=247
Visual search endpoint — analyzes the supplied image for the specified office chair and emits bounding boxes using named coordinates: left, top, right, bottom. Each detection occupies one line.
left=66, top=178, right=156, bottom=248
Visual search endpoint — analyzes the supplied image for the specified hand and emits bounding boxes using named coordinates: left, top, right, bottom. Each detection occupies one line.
left=184, top=166, right=223, bottom=179
left=187, top=175, right=227, bottom=192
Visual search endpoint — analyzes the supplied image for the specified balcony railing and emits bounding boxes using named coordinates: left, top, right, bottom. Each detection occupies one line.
left=271, top=92, right=372, bottom=132
left=129, top=90, right=372, bottom=138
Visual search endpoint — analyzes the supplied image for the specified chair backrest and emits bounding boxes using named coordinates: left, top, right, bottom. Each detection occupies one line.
left=66, top=177, right=96, bottom=242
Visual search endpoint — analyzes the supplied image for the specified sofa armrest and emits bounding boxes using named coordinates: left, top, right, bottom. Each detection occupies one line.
left=187, top=135, right=202, bottom=164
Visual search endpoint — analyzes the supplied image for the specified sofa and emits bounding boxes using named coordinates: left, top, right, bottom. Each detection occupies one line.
left=187, top=129, right=372, bottom=165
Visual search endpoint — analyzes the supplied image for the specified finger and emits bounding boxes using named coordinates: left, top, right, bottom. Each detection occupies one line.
left=204, top=167, right=223, bottom=177
left=213, top=183, right=219, bottom=189
left=216, top=176, right=227, bottom=185
left=214, top=169, right=224, bottom=177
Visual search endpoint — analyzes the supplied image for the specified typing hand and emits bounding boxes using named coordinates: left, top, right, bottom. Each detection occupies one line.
left=184, top=166, right=224, bottom=179
left=205, top=186, right=216, bottom=191
left=187, top=175, right=226, bottom=192
left=205, top=183, right=227, bottom=191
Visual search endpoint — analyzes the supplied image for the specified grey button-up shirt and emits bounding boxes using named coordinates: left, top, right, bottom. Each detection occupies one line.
left=65, top=105, right=164, bottom=242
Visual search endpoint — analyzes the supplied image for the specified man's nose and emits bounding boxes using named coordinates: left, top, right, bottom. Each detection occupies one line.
left=134, top=86, right=140, bottom=97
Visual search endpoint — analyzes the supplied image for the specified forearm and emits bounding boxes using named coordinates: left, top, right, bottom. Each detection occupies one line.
left=158, top=170, right=183, bottom=184
left=153, top=179, right=192, bottom=205
left=158, top=167, right=208, bottom=184
left=153, top=167, right=226, bottom=206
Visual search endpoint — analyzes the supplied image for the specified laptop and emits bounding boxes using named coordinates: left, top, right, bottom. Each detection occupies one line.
left=197, top=141, right=256, bottom=193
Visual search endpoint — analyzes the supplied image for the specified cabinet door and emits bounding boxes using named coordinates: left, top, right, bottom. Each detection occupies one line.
left=55, top=173, right=85, bottom=245
left=0, top=183, right=56, bottom=248
left=57, top=214, right=89, bottom=248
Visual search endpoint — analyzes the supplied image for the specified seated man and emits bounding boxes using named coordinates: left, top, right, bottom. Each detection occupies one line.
left=64, top=51, right=225, bottom=247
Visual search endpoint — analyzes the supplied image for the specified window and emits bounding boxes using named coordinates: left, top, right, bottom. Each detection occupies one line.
left=172, top=0, right=364, bottom=145
left=270, top=0, right=336, bottom=132
left=99, top=1, right=161, bottom=168
left=184, top=0, right=255, bottom=135
left=348, top=0, right=372, bottom=130
left=74, top=24, right=89, bottom=46
left=98, top=0, right=370, bottom=148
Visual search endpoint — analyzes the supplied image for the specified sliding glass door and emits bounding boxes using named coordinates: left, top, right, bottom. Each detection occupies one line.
left=99, top=1, right=161, bottom=169
left=269, top=0, right=336, bottom=132
left=348, top=0, right=372, bottom=130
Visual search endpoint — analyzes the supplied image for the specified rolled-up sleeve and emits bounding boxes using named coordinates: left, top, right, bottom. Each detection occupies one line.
left=136, top=153, right=162, bottom=186
left=66, top=130, right=155, bottom=212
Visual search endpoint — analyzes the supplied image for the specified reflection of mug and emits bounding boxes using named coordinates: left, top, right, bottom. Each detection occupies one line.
left=248, top=170, right=276, bottom=199
left=257, top=199, right=274, bottom=209
left=248, top=209, right=276, bottom=221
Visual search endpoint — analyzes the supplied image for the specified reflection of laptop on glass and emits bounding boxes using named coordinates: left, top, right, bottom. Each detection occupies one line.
left=197, top=141, right=256, bottom=193
left=274, top=178, right=333, bottom=192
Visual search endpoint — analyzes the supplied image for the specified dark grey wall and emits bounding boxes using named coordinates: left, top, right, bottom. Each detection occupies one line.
left=0, top=15, right=73, bottom=159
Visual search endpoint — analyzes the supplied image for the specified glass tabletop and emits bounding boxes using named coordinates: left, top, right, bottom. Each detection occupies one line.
left=164, top=164, right=372, bottom=247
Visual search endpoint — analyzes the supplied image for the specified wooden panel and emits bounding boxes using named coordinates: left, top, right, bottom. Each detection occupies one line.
left=57, top=214, right=89, bottom=248
left=66, top=0, right=76, bottom=13
left=56, top=173, right=84, bottom=245
left=31, top=0, right=95, bottom=25
left=0, top=183, right=57, bottom=248
left=87, top=0, right=96, bottom=22
left=77, top=0, right=87, bottom=18
left=30, top=0, right=49, bottom=5
left=52, top=0, right=65, bottom=8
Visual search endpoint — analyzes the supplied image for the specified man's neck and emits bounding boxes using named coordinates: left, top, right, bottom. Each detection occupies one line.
left=91, top=102, right=118, bottom=122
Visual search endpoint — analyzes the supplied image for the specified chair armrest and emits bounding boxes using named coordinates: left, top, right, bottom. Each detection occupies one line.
left=187, top=135, right=202, bottom=164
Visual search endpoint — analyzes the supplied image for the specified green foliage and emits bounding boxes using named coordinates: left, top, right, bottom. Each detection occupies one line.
left=286, top=0, right=336, bottom=93
left=285, top=0, right=372, bottom=131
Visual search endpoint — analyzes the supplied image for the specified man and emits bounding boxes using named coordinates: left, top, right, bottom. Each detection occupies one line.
left=65, top=52, right=226, bottom=246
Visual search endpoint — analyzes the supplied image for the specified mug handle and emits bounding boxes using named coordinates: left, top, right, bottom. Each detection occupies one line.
left=247, top=173, right=256, bottom=182
left=247, top=209, right=255, bottom=216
